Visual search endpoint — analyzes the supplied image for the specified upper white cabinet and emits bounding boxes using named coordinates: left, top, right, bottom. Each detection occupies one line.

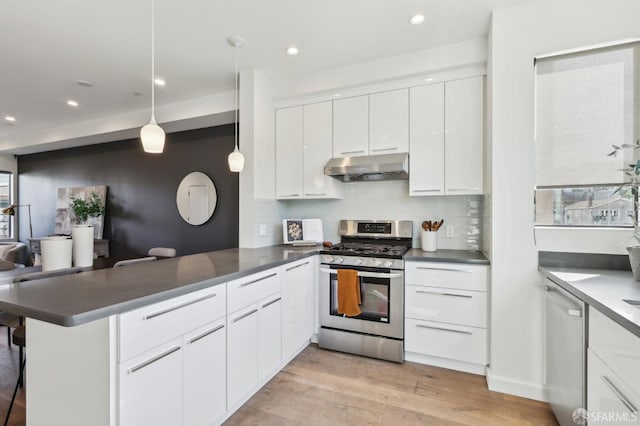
left=333, top=95, right=369, bottom=157
left=276, top=103, right=342, bottom=200
left=409, top=76, right=484, bottom=196
left=369, top=89, right=409, bottom=154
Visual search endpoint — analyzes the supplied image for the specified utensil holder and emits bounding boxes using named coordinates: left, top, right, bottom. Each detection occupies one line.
left=421, top=231, right=437, bottom=252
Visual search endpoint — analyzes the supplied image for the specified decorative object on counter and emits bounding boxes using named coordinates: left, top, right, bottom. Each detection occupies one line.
left=1, top=204, right=33, bottom=238
left=139, top=0, right=165, bottom=154
left=607, top=139, right=640, bottom=279
left=69, top=190, right=105, bottom=268
left=176, top=172, right=217, bottom=225
left=56, top=185, right=107, bottom=238
left=421, top=219, right=444, bottom=252
left=40, top=236, right=72, bottom=271
left=282, top=218, right=323, bottom=246
left=227, top=36, right=245, bottom=172
left=148, top=247, right=176, bottom=257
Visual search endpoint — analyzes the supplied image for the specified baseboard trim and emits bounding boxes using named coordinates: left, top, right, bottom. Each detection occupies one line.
left=486, top=367, right=548, bottom=402
left=404, top=352, right=486, bottom=376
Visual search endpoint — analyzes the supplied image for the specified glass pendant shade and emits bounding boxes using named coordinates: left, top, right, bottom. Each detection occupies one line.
left=228, top=147, right=245, bottom=172
left=140, top=116, right=165, bottom=153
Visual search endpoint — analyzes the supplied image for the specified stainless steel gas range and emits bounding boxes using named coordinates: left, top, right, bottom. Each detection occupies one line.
left=318, top=219, right=413, bottom=363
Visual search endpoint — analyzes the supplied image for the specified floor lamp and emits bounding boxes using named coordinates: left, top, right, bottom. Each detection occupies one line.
left=1, top=204, right=33, bottom=239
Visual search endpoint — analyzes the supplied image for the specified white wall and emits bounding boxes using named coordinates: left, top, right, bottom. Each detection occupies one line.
left=489, top=0, right=640, bottom=400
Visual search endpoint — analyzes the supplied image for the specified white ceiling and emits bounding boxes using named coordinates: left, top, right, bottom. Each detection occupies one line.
left=0, top=0, right=529, bottom=153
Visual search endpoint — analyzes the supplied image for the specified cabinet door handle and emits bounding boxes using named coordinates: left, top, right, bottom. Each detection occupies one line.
left=280, top=194, right=300, bottom=197
left=261, top=297, right=282, bottom=308
left=601, top=376, right=638, bottom=413
left=416, top=266, right=472, bottom=273
left=128, top=346, right=181, bottom=374
left=340, top=150, right=366, bottom=155
left=412, top=189, right=442, bottom=193
left=305, top=193, right=327, bottom=196
left=240, top=272, right=278, bottom=288
left=232, top=308, right=258, bottom=323
left=415, top=289, right=472, bottom=298
left=187, top=324, right=224, bottom=345
left=416, top=324, right=472, bottom=335
left=371, top=147, right=398, bottom=152
left=286, top=261, right=310, bottom=271
left=143, top=293, right=217, bottom=320
left=447, top=188, right=480, bottom=192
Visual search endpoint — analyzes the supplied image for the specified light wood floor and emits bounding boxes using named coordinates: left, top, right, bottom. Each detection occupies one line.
left=225, top=345, right=559, bottom=426
left=0, top=336, right=558, bottom=426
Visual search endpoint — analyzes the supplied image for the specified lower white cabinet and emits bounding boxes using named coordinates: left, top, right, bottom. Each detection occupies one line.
left=183, top=318, right=227, bottom=426
left=118, top=339, right=183, bottom=426
left=259, top=295, right=283, bottom=380
left=282, top=258, right=315, bottom=361
left=227, top=303, right=260, bottom=409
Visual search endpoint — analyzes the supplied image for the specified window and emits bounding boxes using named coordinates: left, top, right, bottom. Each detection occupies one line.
left=534, top=41, right=640, bottom=227
left=0, top=172, right=12, bottom=239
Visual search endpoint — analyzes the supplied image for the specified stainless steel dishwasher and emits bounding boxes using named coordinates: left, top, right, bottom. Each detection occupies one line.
left=542, top=279, right=586, bottom=426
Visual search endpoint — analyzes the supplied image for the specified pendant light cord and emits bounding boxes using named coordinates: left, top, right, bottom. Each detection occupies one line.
left=151, top=0, right=156, bottom=121
left=234, top=44, right=239, bottom=151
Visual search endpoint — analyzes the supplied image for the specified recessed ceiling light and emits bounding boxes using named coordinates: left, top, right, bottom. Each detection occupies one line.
left=76, top=80, right=93, bottom=87
left=409, top=14, right=425, bottom=25
left=286, top=46, right=299, bottom=56
left=67, top=100, right=79, bottom=107
left=424, top=77, right=434, bottom=82
left=154, top=78, right=166, bottom=86
left=4, top=116, right=16, bottom=122
left=333, top=94, right=341, bottom=98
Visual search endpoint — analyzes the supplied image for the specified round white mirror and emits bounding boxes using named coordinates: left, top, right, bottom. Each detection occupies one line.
left=176, top=172, right=217, bottom=225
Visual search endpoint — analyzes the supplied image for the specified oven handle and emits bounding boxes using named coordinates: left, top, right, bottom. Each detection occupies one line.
left=319, top=267, right=402, bottom=279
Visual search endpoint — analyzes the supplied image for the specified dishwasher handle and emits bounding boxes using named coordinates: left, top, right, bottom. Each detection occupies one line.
left=541, top=284, right=583, bottom=317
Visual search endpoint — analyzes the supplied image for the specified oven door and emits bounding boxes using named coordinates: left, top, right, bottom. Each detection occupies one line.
left=319, top=265, right=404, bottom=339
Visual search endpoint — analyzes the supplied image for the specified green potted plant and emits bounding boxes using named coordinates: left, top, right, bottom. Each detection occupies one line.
left=607, top=139, right=640, bottom=279
left=69, top=191, right=105, bottom=268
left=69, top=191, right=105, bottom=225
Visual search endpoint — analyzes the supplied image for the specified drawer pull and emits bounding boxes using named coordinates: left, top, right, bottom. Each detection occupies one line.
left=240, top=272, right=278, bottom=288
left=128, top=346, right=181, bottom=374
left=415, top=289, right=472, bottom=298
left=416, top=324, right=472, bottom=335
left=415, top=266, right=472, bottom=273
left=447, top=188, right=480, bottom=192
left=232, top=309, right=258, bottom=323
left=280, top=194, right=300, bottom=197
left=262, top=297, right=282, bottom=308
left=601, top=376, right=638, bottom=413
left=340, top=150, right=366, bottom=155
left=371, top=147, right=398, bottom=152
left=144, top=293, right=217, bottom=320
left=187, top=324, right=224, bottom=345
left=286, top=261, right=310, bottom=271
left=412, top=189, right=442, bottom=193
left=305, top=193, right=327, bottom=196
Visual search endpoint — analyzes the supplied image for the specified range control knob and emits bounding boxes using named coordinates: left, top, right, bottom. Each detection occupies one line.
left=373, top=259, right=383, bottom=267
left=354, top=258, right=363, bottom=265
left=336, top=257, right=344, bottom=264
left=384, top=261, right=393, bottom=268
left=325, top=255, right=334, bottom=263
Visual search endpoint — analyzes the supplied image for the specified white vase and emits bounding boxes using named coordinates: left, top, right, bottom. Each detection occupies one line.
left=72, top=224, right=94, bottom=267
left=41, top=236, right=73, bottom=271
left=421, top=230, right=437, bottom=252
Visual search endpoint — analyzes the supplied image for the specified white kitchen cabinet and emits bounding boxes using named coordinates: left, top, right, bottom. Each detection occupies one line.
left=303, top=102, right=342, bottom=198
left=258, top=294, right=283, bottom=380
left=282, top=258, right=315, bottom=361
left=276, top=103, right=342, bottom=200
left=409, top=76, right=484, bottom=196
left=275, top=106, right=304, bottom=199
left=369, top=89, right=409, bottom=154
left=409, top=83, right=445, bottom=195
left=183, top=318, right=227, bottom=426
left=444, top=76, right=484, bottom=195
left=227, top=303, right=259, bottom=410
left=333, top=95, right=369, bottom=157
left=118, top=338, right=183, bottom=426
left=404, top=261, right=489, bottom=374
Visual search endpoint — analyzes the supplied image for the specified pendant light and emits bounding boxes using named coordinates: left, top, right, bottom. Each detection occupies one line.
left=140, top=0, right=165, bottom=154
left=227, top=36, right=245, bottom=172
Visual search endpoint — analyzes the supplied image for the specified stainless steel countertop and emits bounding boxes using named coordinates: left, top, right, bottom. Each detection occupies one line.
left=540, top=266, right=640, bottom=338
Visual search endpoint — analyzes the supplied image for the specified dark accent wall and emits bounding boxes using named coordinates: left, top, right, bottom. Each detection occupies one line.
left=18, top=124, right=239, bottom=257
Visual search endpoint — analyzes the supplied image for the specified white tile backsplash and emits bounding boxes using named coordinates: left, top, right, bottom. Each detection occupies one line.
left=280, top=180, right=483, bottom=250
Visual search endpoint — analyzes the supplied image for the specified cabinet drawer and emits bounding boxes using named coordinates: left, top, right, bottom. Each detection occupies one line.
left=405, top=318, right=487, bottom=365
left=588, top=349, right=640, bottom=423
left=405, top=261, right=488, bottom=291
left=118, top=284, right=226, bottom=362
left=405, top=285, right=486, bottom=327
left=228, top=267, right=281, bottom=314
left=589, top=307, right=640, bottom=396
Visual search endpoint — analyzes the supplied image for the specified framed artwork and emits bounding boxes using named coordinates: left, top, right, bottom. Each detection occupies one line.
left=55, top=185, right=107, bottom=238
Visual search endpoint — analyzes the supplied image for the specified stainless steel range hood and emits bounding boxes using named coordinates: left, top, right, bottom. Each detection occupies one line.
left=324, top=153, right=409, bottom=182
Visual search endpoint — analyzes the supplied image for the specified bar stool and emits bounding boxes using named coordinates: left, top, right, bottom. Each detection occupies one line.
left=4, top=326, right=25, bottom=426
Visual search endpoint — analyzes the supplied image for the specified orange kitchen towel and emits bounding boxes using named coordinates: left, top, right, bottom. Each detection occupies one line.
left=337, top=269, right=361, bottom=317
